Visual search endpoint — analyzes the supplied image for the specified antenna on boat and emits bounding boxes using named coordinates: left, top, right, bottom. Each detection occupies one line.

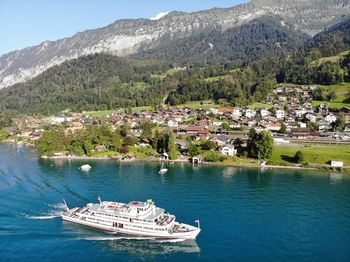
left=195, top=219, right=200, bottom=229
left=63, top=199, right=69, bottom=212
left=97, top=196, right=102, bottom=206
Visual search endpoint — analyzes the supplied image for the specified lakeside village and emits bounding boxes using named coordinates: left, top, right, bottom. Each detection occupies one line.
left=2, top=84, right=350, bottom=172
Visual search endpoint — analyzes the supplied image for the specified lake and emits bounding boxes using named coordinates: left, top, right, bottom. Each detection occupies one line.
left=0, top=144, right=349, bottom=261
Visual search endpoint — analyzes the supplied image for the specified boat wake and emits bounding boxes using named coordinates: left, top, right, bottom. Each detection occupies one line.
left=72, top=236, right=187, bottom=243
left=24, top=202, right=65, bottom=220
left=25, top=215, right=58, bottom=220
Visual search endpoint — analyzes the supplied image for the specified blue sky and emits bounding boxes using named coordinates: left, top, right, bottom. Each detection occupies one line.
left=0, top=0, right=247, bottom=56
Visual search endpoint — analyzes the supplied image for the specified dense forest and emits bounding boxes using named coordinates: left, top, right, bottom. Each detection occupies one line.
left=0, top=17, right=349, bottom=116
left=136, top=16, right=308, bottom=66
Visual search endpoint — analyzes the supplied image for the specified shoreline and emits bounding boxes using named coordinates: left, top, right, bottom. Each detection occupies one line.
left=3, top=142, right=348, bottom=174
left=42, top=155, right=349, bottom=174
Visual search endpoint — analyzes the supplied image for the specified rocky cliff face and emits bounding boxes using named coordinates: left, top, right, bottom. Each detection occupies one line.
left=0, top=0, right=349, bottom=89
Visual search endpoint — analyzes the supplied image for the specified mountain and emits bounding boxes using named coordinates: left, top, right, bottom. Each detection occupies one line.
left=308, top=17, right=350, bottom=57
left=0, top=0, right=349, bottom=89
left=0, top=54, right=175, bottom=115
left=135, top=16, right=309, bottom=65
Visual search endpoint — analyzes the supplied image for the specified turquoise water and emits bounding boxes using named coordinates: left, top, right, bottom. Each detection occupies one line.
left=0, top=144, right=350, bottom=261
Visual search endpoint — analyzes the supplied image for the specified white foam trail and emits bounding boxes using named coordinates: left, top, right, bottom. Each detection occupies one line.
left=73, top=236, right=156, bottom=241
left=26, top=215, right=58, bottom=220
left=153, top=238, right=187, bottom=243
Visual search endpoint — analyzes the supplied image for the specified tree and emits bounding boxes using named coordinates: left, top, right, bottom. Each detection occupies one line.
left=112, top=131, right=122, bottom=151
left=202, top=140, right=216, bottom=150
left=188, top=144, right=200, bottom=158
left=279, top=123, right=287, bottom=134
left=294, top=150, right=305, bottom=164
left=120, top=124, right=130, bottom=137
left=167, top=129, right=178, bottom=160
left=332, top=114, right=345, bottom=131
left=123, top=136, right=138, bottom=146
left=247, top=129, right=274, bottom=159
left=37, top=129, right=67, bottom=156
left=327, top=90, right=337, bottom=101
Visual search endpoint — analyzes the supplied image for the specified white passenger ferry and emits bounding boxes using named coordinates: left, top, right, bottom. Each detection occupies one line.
left=61, top=198, right=201, bottom=240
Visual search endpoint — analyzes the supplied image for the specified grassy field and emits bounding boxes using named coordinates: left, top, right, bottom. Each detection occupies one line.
left=89, top=150, right=120, bottom=157
left=269, top=145, right=350, bottom=166
left=311, top=50, right=350, bottom=65
left=248, top=102, right=273, bottom=109
left=178, top=100, right=221, bottom=109
left=152, top=67, right=186, bottom=80
left=85, top=110, right=119, bottom=117
left=312, top=82, right=350, bottom=108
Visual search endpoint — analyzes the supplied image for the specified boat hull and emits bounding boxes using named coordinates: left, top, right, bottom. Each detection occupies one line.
left=62, top=214, right=200, bottom=240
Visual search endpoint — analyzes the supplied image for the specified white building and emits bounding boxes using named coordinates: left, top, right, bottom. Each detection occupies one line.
left=231, top=108, right=242, bottom=119
left=245, top=109, right=256, bottom=119
left=275, top=110, right=285, bottom=120
left=325, top=114, right=337, bottom=123
left=260, top=109, right=270, bottom=118
left=167, top=120, right=178, bottom=127
left=331, top=161, right=343, bottom=167
left=220, top=145, right=237, bottom=156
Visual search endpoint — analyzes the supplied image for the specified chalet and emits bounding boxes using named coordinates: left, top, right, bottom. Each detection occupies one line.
left=275, top=110, right=285, bottom=120
left=231, top=108, right=242, bottom=119
left=66, top=121, right=84, bottom=134
left=304, top=113, right=317, bottom=123
left=215, top=135, right=231, bottom=146
left=185, top=125, right=209, bottom=139
left=325, top=114, right=337, bottom=123
left=218, top=107, right=235, bottom=115
left=229, top=120, right=241, bottom=129
left=167, top=119, right=178, bottom=127
left=220, top=144, right=237, bottom=156
left=245, top=109, right=256, bottom=119
left=260, top=109, right=270, bottom=118
left=95, top=145, right=107, bottom=152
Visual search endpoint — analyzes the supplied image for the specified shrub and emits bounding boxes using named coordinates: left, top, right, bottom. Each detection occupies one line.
left=294, top=150, right=305, bottom=164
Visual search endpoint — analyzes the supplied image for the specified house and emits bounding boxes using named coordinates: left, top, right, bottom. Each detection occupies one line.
left=295, top=109, right=307, bottom=118
left=304, top=113, right=317, bottom=123
left=275, top=110, right=285, bottom=120
left=215, top=135, right=231, bottom=146
left=175, top=140, right=189, bottom=151
left=325, top=114, right=337, bottom=123
left=167, top=119, right=178, bottom=127
left=231, top=108, right=242, bottom=119
left=66, top=121, right=84, bottom=134
left=331, top=161, right=343, bottom=167
left=95, top=145, right=107, bottom=152
left=260, top=109, right=270, bottom=118
left=185, top=125, right=209, bottom=140
left=229, top=120, right=241, bottom=129
left=245, top=109, right=256, bottom=119
left=220, top=145, right=237, bottom=156
left=218, top=107, right=235, bottom=115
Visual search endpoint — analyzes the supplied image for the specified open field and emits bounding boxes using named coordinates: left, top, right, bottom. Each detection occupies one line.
left=311, top=50, right=350, bottom=65
left=178, top=100, right=221, bottom=109
left=269, top=144, right=350, bottom=166
left=248, top=102, right=273, bottom=109
left=312, top=82, right=350, bottom=108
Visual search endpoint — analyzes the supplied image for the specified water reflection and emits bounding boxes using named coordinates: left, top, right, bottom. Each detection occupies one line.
left=106, top=238, right=200, bottom=257
left=247, top=170, right=274, bottom=189
left=222, top=167, right=238, bottom=179
left=329, top=173, right=343, bottom=184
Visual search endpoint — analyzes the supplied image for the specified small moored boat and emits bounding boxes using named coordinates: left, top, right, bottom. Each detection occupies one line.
left=159, top=168, right=168, bottom=174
